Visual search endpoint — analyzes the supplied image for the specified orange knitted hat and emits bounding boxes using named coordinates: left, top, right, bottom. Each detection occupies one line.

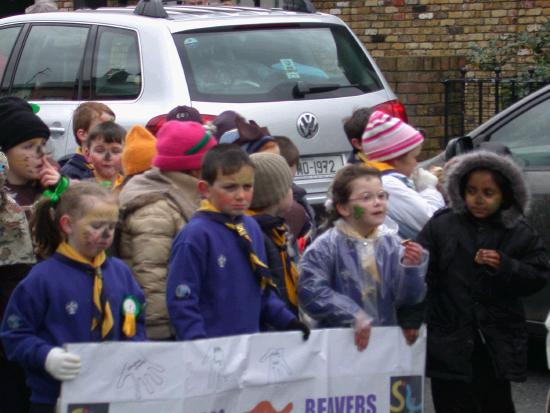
left=122, top=125, right=157, bottom=176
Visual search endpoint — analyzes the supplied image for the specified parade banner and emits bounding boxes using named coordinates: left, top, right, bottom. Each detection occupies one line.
left=59, top=327, right=426, bottom=413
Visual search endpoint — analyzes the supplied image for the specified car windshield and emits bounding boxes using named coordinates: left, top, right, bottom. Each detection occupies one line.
left=173, top=24, right=383, bottom=103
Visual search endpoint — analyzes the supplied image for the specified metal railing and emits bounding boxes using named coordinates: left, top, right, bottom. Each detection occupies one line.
left=442, top=68, right=550, bottom=144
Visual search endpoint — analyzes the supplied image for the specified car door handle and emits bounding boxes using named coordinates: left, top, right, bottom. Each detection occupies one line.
left=49, top=126, right=65, bottom=137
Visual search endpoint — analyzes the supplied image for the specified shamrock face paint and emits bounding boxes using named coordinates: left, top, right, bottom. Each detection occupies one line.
left=341, top=176, right=387, bottom=236
left=86, top=138, right=123, bottom=181
left=204, top=165, right=255, bottom=217
left=352, top=205, right=366, bottom=220
left=64, top=198, right=119, bottom=261
left=5, top=138, right=47, bottom=184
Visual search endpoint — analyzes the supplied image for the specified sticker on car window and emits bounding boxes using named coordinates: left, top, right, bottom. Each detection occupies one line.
left=279, top=58, right=300, bottom=80
left=184, top=38, right=199, bottom=48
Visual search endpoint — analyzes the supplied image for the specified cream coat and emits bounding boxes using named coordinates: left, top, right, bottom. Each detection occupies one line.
left=118, top=168, right=200, bottom=339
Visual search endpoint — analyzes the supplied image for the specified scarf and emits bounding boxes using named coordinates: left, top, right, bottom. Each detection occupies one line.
left=356, top=152, right=395, bottom=172
left=56, top=242, right=113, bottom=340
left=196, top=200, right=274, bottom=290
left=251, top=213, right=299, bottom=308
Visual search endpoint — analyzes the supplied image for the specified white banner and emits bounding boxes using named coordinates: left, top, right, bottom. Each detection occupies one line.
left=59, top=326, right=426, bottom=413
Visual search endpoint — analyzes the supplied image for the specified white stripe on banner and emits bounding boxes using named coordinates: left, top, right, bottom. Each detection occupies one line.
left=59, top=326, right=426, bottom=413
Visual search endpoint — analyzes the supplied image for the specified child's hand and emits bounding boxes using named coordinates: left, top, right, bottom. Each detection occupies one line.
left=401, top=328, right=419, bottom=345
left=353, top=312, right=372, bottom=352
left=474, top=249, right=501, bottom=269
left=39, top=157, right=61, bottom=188
left=44, top=347, right=81, bottom=381
left=402, top=241, right=423, bottom=266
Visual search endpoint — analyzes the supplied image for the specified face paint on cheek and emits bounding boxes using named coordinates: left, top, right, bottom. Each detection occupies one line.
left=100, top=226, right=111, bottom=240
left=352, top=205, right=365, bottom=220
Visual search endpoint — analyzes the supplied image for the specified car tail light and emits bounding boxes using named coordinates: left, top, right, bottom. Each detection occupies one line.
left=200, top=114, right=217, bottom=124
left=145, top=114, right=167, bottom=137
left=372, top=100, right=408, bottom=123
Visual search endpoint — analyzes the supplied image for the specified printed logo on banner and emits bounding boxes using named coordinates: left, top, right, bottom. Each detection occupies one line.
left=246, top=400, right=293, bottom=413
left=389, top=375, right=422, bottom=412
left=67, top=403, right=110, bottom=413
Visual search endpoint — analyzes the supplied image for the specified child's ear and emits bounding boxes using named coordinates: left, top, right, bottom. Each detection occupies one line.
left=59, top=214, right=73, bottom=236
left=335, top=202, right=350, bottom=218
left=197, top=180, right=210, bottom=197
left=351, top=138, right=362, bottom=152
left=76, top=129, right=87, bottom=147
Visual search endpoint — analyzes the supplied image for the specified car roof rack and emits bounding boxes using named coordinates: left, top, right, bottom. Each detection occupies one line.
left=133, top=0, right=315, bottom=18
left=134, top=0, right=169, bottom=18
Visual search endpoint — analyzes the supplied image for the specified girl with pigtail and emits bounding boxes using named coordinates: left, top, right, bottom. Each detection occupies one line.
left=1, top=180, right=146, bottom=413
left=297, top=164, right=428, bottom=351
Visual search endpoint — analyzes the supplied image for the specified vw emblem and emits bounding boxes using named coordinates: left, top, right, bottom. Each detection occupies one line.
left=296, top=113, right=319, bottom=139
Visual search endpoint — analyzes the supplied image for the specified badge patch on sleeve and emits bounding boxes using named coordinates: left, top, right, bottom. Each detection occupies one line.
left=175, top=284, right=191, bottom=299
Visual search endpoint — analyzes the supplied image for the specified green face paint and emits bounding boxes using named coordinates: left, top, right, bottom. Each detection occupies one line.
left=352, top=205, right=365, bottom=220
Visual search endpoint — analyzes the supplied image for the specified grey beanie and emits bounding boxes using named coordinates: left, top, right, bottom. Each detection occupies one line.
left=250, top=153, right=293, bottom=210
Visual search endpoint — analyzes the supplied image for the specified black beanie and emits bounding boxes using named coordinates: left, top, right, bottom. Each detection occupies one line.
left=0, top=96, right=50, bottom=152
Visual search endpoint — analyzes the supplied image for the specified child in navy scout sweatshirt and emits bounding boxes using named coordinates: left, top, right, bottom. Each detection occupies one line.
left=0, top=181, right=145, bottom=412
left=167, top=144, right=309, bottom=341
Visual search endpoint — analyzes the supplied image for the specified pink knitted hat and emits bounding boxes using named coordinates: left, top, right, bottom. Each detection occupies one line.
left=361, top=111, right=424, bottom=161
left=153, top=120, right=216, bottom=171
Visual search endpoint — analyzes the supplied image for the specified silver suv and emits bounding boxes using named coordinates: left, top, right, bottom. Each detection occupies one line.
left=0, top=1, right=405, bottom=203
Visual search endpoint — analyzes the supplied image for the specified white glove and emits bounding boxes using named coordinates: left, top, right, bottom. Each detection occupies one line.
left=412, top=168, right=438, bottom=192
left=44, top=347, right=81, bottom=381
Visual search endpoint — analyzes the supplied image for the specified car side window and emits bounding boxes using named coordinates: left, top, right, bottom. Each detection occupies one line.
left=0, top=26, right=21, bottom=84
left=11, top=25, right=89, bottom=101
left=91, top=27, right=141, bottom=100
left=490, top=98, right=550, bottom=168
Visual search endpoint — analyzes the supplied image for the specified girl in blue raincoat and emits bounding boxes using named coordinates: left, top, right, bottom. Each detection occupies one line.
left=298, top=164, right=428, bottom=351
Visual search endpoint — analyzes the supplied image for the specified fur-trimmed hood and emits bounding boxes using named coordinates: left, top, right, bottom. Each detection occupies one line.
left=444, top=150, right=529, bottom=228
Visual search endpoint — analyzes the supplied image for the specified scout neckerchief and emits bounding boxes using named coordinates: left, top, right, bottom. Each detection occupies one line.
left=336, top=219, right=381, bottom=284
left=195, top=199, right=275, bottom=290
left=357, top=152, right=415, bottom=190
left=56, top=242, right=114, bottom=340
left=356, top=152, right=395, bottom=172
left=250, top=213, right=298, bottom=307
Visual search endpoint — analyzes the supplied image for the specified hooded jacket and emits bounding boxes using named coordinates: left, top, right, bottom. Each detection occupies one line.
left=298, top=218, right=427, bottom=327
left=117, top=167, right=200, bottom=339
left=417, top=151, right=549, bottom=382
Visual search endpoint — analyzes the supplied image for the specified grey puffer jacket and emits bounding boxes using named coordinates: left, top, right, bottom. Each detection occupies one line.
left=418, top=151, right=549, bottom=382
left=117, top=168, right=200, bottom=339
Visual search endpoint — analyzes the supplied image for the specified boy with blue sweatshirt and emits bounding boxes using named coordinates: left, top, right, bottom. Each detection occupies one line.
left=166, top=144, right=309, bottom=340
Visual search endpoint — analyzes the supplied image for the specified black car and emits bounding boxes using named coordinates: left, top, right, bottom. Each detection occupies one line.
left=424, top=84, right=550, bottom=338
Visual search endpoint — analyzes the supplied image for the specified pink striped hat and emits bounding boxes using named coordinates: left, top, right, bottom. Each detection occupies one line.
left=361, top=111, right=424, bottom=161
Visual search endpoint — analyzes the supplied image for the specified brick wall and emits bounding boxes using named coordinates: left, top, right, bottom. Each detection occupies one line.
left=312, top=0, right=550, bottom=155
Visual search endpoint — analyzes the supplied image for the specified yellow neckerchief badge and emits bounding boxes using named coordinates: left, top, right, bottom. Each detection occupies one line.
left=271, top=225, right=299, bottom=307
left=56, top=242, right=114, bottom=339
left=198, top=200, right=275, bottom=290
left=356, top=152, right=395, bottom=172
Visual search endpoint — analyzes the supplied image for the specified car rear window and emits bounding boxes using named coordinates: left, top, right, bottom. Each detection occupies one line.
left=173, top=24, right=383, bottom=103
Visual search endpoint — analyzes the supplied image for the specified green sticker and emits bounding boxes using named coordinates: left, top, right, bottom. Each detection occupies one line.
left=352, top=205, right=365, bottom=220
left=29, top=103, right=40, bottom=114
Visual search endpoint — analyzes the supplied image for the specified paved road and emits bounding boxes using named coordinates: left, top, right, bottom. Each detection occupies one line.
left=424, top=342, right=550, bottom=413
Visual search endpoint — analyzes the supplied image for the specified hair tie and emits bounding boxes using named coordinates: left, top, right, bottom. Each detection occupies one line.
left=42, top=176, right=70, bottom=204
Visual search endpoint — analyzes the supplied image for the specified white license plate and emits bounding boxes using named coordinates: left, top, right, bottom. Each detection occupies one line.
left=296, top=155, right=344, bottom=179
